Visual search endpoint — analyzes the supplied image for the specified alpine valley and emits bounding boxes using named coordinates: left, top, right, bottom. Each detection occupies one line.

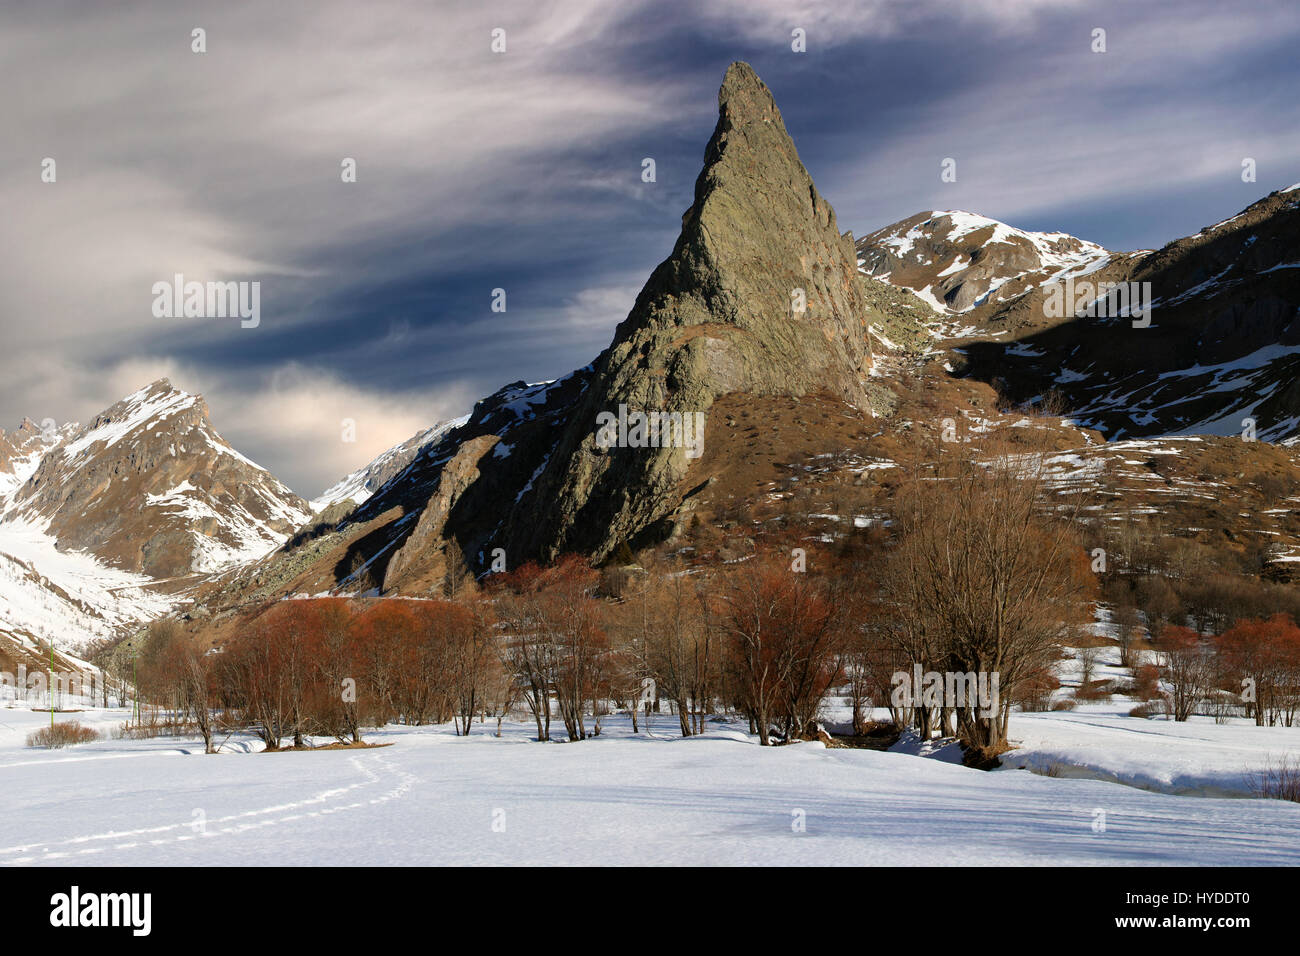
left=3, top=62, right=1298, bottom=679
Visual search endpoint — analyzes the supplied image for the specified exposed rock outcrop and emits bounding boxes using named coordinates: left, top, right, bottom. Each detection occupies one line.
left=382, top=434, right=500, bottom=588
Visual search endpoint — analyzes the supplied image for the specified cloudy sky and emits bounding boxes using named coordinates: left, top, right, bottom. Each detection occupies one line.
left=4, top=0, right=1298, bottom=495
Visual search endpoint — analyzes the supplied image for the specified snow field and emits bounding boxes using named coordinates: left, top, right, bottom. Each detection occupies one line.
left=1, top=707, right=1297, bottom=866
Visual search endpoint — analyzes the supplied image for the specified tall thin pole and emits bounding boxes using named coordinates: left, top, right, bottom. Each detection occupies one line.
left=49, top=638, right=54, bottom=730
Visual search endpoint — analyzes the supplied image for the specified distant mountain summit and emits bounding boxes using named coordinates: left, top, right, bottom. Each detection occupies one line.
left=857, top=210, right=1112, bottom=314
left=0, top=379, right=312, bottom=663
left=1, top=379, right=310, bottom=578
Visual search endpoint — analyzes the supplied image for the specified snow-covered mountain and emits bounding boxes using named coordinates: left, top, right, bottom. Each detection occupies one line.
left=0, top=376, right=502, bottom=657
left=858, top=187, right=1300, bottom=444
left=0, top=379, right=316, bottom=656
left=857, top=209, right=1115, bottom=314
left=2, top=379, right=311, bottom=578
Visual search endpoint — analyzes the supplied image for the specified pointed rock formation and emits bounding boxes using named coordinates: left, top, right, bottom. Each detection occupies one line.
left=500, top=61, right=873, bottom=562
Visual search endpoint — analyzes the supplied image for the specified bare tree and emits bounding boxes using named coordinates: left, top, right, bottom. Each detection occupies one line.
left=617, top=567, right=714, bottom=737
left=444, top=546, right=472, bottom=601
left=1078, top=644, right=1100, bottom=692
left=1157, top=625, right=1214, bottom=722
left=1113, top=602, right=1142, bottom=669
left=449, top=598, right=497, bottom=736
left=140, top=620, right=218, bottom=753
left=878, top=435, right=1097, bottom=752
left=711, top=552, right=840, bottom=745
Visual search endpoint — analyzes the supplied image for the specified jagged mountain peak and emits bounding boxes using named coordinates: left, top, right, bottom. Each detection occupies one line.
left=68, top=380, right=208, bottom=461
left=2, top=380, right=309, bottom=578
left=704, top=62, right=801, bottom=175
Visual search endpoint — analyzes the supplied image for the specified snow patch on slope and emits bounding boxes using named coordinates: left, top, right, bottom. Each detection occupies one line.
left=0, top=518, right=181, bottom=651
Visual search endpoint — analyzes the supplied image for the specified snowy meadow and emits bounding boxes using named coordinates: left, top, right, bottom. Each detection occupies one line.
left=3, top=703, right=1298, bottom=867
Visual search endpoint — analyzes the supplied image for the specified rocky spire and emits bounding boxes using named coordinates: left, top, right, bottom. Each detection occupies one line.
left=500, top=61, right=873, bottom=563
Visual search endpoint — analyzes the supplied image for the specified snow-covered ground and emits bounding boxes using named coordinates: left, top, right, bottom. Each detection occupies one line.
left=2, top=705, right=1298, bottom=866
left=1002, top=704, right=1300, bottom=798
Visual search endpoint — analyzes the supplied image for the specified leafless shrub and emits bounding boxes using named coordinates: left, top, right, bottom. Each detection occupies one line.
left=27, top=721, right=102, bottom=749
left=1245, top=754, right=1300, bottom=803
left=1078, top=644, right=1100, bottom=687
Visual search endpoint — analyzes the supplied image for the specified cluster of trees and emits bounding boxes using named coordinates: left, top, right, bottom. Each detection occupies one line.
left=128, top=427, right=1296, bottom=757
left=1099, top=521, right=1300, bottom=638
left=491, top=552, right=849, bottom=746
left=492, top=557, right=607, bottom=742
left=1074, top=502, right=1300, bottom=725
left=132, top=550, right=860, bottom=751
left=136, top=597, right=503, bottom=752
left=1156, top=614, right=1300, bottom=724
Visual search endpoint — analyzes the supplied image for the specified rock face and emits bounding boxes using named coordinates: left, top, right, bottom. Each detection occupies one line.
left=294, top=372, right=592, bottom=595
left=382, top=434, right=500, bottom=587
left=499, top=61, right=873, bottom=562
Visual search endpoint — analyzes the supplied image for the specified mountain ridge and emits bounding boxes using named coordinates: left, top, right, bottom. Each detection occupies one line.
left=4, top=67, right=1299, bottom=662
